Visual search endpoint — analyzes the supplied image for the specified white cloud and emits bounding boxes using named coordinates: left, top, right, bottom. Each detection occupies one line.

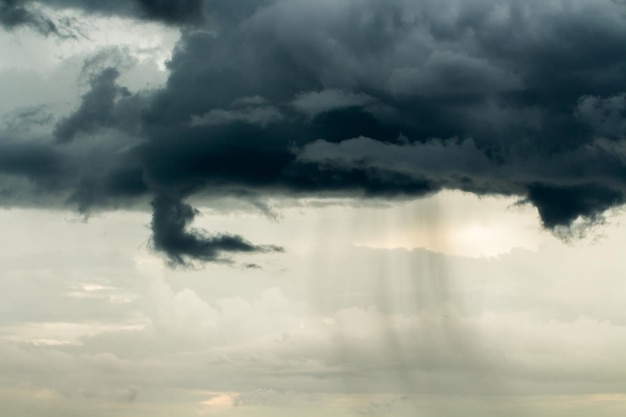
left=1, top=193, right=626, bottom=415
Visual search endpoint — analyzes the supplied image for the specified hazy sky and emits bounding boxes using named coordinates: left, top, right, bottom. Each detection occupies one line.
left=1, top=1, right=626, bottom=416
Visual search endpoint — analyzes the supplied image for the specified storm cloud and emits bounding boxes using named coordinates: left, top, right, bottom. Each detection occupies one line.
left=0, top=0, right=58, bottom=36
left=150, top=194, right=282, bottom=266
left=0, top=0, right=205, bottom=29
left=2, top=0, right=626, bottom=262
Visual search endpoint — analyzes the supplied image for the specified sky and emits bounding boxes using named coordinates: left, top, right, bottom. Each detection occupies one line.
left=1, top=0, right=626, bottom=416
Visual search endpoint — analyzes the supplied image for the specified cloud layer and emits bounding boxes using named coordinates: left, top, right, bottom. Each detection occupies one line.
left=1, top=202, right=626, bottom=416
left=2, top=0, right=626, bottom=262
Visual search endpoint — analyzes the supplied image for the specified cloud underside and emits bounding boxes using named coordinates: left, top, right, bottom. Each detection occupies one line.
left=2, top=0, right=626, bottom=263
left=150, top=195, right=282, bottom=265
left=0, top=0, right=204, bottom=31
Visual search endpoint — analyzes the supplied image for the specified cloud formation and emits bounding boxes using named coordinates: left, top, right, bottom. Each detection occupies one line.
left=0, top=0, right=58, bottom=36
left=1, top=198, right=626, bottom=416
left=0, top=0, right=205, bottom=30
left=2, top=0, right=626, bottom=261
left=150, top=194, right=282, bottom=266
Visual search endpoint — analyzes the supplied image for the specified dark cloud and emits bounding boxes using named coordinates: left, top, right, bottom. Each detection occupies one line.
left=576, top=94, right=626, bottom=140
left=150, top=194, right=282, bottom=266
left=0, top=139, right=62, bottom=183
left=0, top=0, right=58, bottom=36
left=3, top=0, right=626, bottom=262
left=54, top=68, right=131, bottom=143
left=2, top=105, right=53, bottom=132
left=526, top=184, right=623, bottom=229
left=0, top=0, right=204, bottom=33
left=133, top=0, right=204, bottom=25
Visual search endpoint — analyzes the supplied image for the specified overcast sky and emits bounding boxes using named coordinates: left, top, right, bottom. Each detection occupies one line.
left=1, top=1, right=626, bottom=416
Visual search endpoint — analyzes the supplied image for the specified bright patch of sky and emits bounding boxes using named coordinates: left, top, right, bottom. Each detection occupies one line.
left=1, top=192, right=626, bottom=416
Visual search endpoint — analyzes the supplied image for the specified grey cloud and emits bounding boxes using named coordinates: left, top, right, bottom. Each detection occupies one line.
left=387, top=50, right=523, bottom=97
left=0, top=0, right=205, bottom=32
left=2, top=219, right=626, bottom=416
left=2, top=106, right=54, bottom=133
left=352, top=396, right=410, bottom=416
left=298, top=135, right=626, bottom=227
left=577, top=93, right=626, bottom=140
left=231, top=96, right=269, bottom=107
left=232, top=389, right=319, bottom=408
left=0, top=0, right=58, bottom=36
left=292, top=89, right=375, bottom=117
left=0, top=139, right=63, bottom=185
left=132, top=0, right=205, bottom=24
left=150, top=194, right=282, bottom=266
left=54, top=68, right=131, bottom=143
left=298, top=136, right=497, bottom=182
left=3, top=0, right=626, bottom=262
left=525, top=184, right=623, bottom=229
left=190, top=106, right=283, bottom=127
